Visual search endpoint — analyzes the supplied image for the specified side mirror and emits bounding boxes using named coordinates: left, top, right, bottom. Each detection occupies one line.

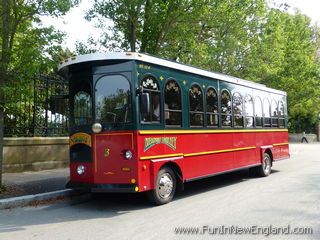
left=50, top=95, right=69, bottom=115
left=140, top=93, right=150, bottom=116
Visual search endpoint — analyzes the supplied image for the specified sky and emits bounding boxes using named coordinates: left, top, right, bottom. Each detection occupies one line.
left=40, top=0, right=320, bottom=52
left=269, top=0, right=320, bottom=24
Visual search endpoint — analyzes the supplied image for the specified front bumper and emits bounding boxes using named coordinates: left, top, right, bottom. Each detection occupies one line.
left=66, top=181, right=138, bottom=193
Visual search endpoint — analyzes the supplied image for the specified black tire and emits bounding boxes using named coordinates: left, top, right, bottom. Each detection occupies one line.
left=147, top=167, right=176, bottom=205
left=255, top=152, right=272, bottom=177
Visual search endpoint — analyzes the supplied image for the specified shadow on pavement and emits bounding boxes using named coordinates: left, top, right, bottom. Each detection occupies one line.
left=0, top=168, right=264, bottom=233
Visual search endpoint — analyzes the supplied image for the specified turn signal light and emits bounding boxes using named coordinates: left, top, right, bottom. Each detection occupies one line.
left=122, top=167, right=131, bottom=172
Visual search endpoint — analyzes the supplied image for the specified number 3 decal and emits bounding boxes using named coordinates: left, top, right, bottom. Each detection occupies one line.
left=104, top=148, right=110, bottom=157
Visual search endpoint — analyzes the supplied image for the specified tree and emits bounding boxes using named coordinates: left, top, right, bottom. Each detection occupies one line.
left=0, top=0, right=79, bottom=186
left=85, top=0, right=210, bottom=54
left=243, top=8, right=320, bottom=132
left=85, top=0, right=267, bottom=65
left=169, top=0, right=267, bottom=71
left=86, top=0, right=320, bottom=133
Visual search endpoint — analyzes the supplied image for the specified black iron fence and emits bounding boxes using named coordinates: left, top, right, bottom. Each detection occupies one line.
left=4, top=73, right=69, bottom=137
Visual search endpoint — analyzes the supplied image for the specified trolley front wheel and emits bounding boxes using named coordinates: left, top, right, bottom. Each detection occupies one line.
left=147, top=167, right=176, bottom=205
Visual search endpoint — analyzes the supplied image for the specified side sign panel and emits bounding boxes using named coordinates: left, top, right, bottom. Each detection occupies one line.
left=144, top=137, right=177, bottom=152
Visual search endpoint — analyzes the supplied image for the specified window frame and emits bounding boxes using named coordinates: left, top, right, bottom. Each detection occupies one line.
left=263, top=98, right=271, bottom=128
left=279, top=101, right=286, bottom=128
left=188, top=83, right=204, bottom=127
left=205, top=86, right=219, bottom=128
left=139, top=74, right=162, bottom=125
left=70, top=72, right=93, bottom=127
left=164, top=78, right=183, bottom=128
left=73, top=90, right=93, bottom=126
left=94, top=73, right=132, bottom=124
left=244, top=94, right=254, bottom=128
left=232, top=92, right=244, bottom=128
left=254, top=96, right=263, bottom=128
left=220, top=89, right=232, bottom=128
left=271, top=99, right=279, bottom=128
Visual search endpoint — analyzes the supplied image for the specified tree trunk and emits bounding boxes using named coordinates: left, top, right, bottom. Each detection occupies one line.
left=140, top=0, right=151, bottom=53
left=0, top=0, right=11, bottom=186
left=129, top=18, right=136, bottom=52
left=0, top=97, right=4, bottom=186
left=127, top=3, right=142, bottom=52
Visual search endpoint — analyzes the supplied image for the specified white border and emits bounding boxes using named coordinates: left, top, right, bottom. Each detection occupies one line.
left=58, top=52, right=286, bottom=95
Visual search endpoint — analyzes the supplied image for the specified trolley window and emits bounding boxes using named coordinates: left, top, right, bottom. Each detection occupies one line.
left=165, top=79, right=182, bottom=127
left=206, top=87, right=218, bottom=127
left=140, top=75, right=161, bottom=123
left=189, top=84, right=204, bottom=127
left=95, top=75, right=131, bottom=123
left=221, top=90, right=232, bottom=127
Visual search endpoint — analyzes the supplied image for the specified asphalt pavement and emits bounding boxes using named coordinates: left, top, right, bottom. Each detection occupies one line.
left=1, top=168, right=69, bottom=199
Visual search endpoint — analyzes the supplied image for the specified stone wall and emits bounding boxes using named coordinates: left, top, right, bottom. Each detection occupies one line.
left=289, top=133, right=318, bottom=143
left=3, top=137, right=69, bottom=173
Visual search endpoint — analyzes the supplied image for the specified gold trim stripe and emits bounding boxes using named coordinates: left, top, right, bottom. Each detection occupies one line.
left=140, top=146, right=256, bottom=160
left=140, top=153, right=183, bottom=160
left=184, top=146, right=256, bottom=157
left=139, top=129, right=288, bottom=135
left=273, top=143, right=289, bottom=146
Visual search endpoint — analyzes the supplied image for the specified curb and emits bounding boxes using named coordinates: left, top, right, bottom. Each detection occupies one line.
left=0, top=189, right=90, bottom=210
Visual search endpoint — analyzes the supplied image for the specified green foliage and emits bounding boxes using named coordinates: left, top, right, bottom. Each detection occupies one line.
left=0, top=184, right=6, bottom=194
left=243, top=8, right=320, bottom=133
left=85, top=0, right=210, bottom=54
left=75, top=37, right=100, bottom=55
left=0, top=0, right=79, bottom=75
left=87, top=0, right=320, bottom=133
left=0, top=0, right=78, bottom=136
left=0, top=0, right=79, bottom=184
left=0, top=0, right=79, bottom=94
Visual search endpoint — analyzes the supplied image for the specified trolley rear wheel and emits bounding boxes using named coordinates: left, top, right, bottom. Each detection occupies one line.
left=250, top=152, right=272, bottom=177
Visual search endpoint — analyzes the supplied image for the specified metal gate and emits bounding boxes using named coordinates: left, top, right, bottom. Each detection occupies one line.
left=4, top=73, right=69, bottom=137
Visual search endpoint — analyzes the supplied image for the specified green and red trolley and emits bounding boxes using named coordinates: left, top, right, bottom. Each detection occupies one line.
left=57, top=52, right=289, bottom=205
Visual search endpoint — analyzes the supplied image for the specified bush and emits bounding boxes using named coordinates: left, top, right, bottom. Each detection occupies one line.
left=0, top=185, right=6, bottom=194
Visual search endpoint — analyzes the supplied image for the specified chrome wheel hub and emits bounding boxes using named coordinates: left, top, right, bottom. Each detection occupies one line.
left=158, top=173, right=173, bottom=199
left=263, top=156, right=271, bottom=174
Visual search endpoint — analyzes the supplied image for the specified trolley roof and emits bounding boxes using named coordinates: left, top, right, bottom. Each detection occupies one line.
left=58, top=52, right=286, bottom=96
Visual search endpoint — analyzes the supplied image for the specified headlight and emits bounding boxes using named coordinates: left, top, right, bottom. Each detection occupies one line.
left=77, top=165, right=85, bottom=175
left=92, top=123, right=102, bottom=133
left=125, top=150, right=133, bottom=159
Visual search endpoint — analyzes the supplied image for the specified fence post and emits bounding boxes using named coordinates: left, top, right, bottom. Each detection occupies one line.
left=317, top=121, right=320, bottom=142
left=32, top=77, right=37, bottom=136
left=44, top=74, right=49, bottom=136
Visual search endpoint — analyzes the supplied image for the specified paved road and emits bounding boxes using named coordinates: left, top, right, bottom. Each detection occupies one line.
left=0, top=143, right=319, bottom=240
left=2, top=168, right=69, bottom=198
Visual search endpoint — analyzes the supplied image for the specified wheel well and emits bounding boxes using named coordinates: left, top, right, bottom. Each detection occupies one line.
left=161, top=162, right=183, bottom=191
left=264, top=149, right=273, bottom=165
